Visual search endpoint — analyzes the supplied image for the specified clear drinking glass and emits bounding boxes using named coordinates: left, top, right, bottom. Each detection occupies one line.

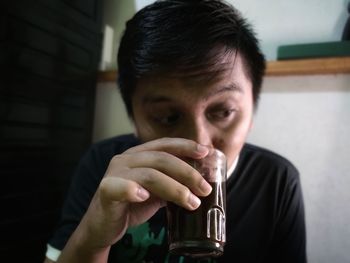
left=167, top=148, right=227, bottom=258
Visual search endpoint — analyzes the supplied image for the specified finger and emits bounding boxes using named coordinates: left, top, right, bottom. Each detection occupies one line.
left=127, top=167, right=201, bottom=210
left=124, top=137, right=209, bottom=159
left=121, top=151, right=212, bottom=196
left=99, top=177, right=150, bottom=203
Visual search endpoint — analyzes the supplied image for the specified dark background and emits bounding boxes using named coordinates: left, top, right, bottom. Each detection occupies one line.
left=0, top=0, right=103, bottom=261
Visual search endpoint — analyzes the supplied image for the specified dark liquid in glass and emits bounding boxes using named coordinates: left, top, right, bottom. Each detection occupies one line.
left=167, top=181, right=226, bottom=257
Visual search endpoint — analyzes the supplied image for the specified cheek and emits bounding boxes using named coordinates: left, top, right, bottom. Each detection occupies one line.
left=215, top=112, right=253, bottom=166
left=135, top=122, right=158, bottom=142
left=133, top=110, right=155, bottom=142
left=134, top=114, right=170, bottom=142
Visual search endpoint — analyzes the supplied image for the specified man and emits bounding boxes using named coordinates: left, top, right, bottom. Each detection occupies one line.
left=44, top=0, right=306, bottom=262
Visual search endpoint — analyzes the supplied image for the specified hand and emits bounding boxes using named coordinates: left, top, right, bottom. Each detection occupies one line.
left=76, top=138, right=212, bottom=252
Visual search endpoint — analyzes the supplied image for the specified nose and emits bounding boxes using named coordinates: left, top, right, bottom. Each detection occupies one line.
left=182, top=118, right=213, bottom=147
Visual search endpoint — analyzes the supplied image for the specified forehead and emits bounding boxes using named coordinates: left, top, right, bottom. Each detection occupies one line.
left=134, top=52, right=251, bottom=98
left=167, top=48, right=239, bottom=85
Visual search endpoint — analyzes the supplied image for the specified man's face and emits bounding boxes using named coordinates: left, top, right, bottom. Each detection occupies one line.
left=131, top=53, right=254, bottom=168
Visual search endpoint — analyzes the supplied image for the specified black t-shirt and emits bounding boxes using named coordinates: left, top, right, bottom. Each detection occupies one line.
left=48, top=134, right=307, bottom=263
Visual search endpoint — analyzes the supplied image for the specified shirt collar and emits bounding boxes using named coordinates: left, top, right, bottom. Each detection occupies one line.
left=227, top=155, right=239, bottom=179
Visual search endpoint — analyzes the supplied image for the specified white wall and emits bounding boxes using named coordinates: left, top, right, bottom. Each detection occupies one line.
left=229, top=0, right=348, bottom=60
left=93, top=82, right=134, bottom=141
left=134, top=0, right=349, bottom=60
left=134, top=0, right=154, bottom=11
left=247, top=74, right=350, bottom=263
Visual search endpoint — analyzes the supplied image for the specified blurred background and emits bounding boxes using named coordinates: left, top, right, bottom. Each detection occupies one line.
left=1, top=0, right=349, bottom=262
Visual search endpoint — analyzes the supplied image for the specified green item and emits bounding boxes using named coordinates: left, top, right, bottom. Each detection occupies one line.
left=277, top=41, right=350, bottom=60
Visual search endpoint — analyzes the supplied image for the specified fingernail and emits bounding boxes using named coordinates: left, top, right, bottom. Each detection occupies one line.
left=196, top=144, right=208, bottom=153
left=199, top=179, right=212, bottom=195
left=137, top=187, right=150, bottom=200
left=188, top=193, right=201, bottom=209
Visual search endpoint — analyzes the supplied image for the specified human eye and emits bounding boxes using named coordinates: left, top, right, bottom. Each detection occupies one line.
left=207, top=107, right=236, bottom=121
left=153, top=112, right=181, bottom=126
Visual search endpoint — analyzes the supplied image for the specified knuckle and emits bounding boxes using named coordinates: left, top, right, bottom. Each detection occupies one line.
left=123, top=145, right=137, bottom=154
left=110, top=154, right=125, bottom=164
left=148, top=151, right=171, bottom=165
left=158, top=137, right=171, bottom=144
left=98, top=177, right=112, bottom=198
left=189, top=167, right=200, bottom=180
left=99, top=177, right=136, bottom=202
left=181, top=165, right=201, bottom=185
left=99, top=177, right=108, bottom=191
left=155, top=152, right=170, bottom=164
left=122, top=185, right=136, bottom=200
left=175, top=186, right=191, bottom=204
left=140, top=168, right=157, bottom=186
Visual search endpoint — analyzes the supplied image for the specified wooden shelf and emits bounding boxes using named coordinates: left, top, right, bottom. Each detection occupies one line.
left=98, top=70, right=118, bottom=82
left=98, top=56, right=350, bottom=82
left=265, top=56, right=350, bottom=76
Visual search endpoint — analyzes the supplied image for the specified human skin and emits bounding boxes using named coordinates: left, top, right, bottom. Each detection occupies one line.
left=132, top=53, right=254, bottom=171
left=46, top=52, right=254, bottom=263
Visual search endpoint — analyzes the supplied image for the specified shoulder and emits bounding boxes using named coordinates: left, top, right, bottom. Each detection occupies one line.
left=242, top=143, right=298, bottom=172
left=235, top=143, right=300, bottom=186
left=91, top=133, right=140, bottom=153
left=87, top=134, right=140, bottom=159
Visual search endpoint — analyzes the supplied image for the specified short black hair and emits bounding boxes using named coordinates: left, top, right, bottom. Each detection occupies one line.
left=118, top=0, right=266, bottom=117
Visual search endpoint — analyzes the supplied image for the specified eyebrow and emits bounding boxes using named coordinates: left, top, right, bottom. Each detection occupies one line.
left=206, top=82, right=243, bottom=100
left=142, top=95, right=172, bottom=104
left=142, top=82, right=243, bottom=104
